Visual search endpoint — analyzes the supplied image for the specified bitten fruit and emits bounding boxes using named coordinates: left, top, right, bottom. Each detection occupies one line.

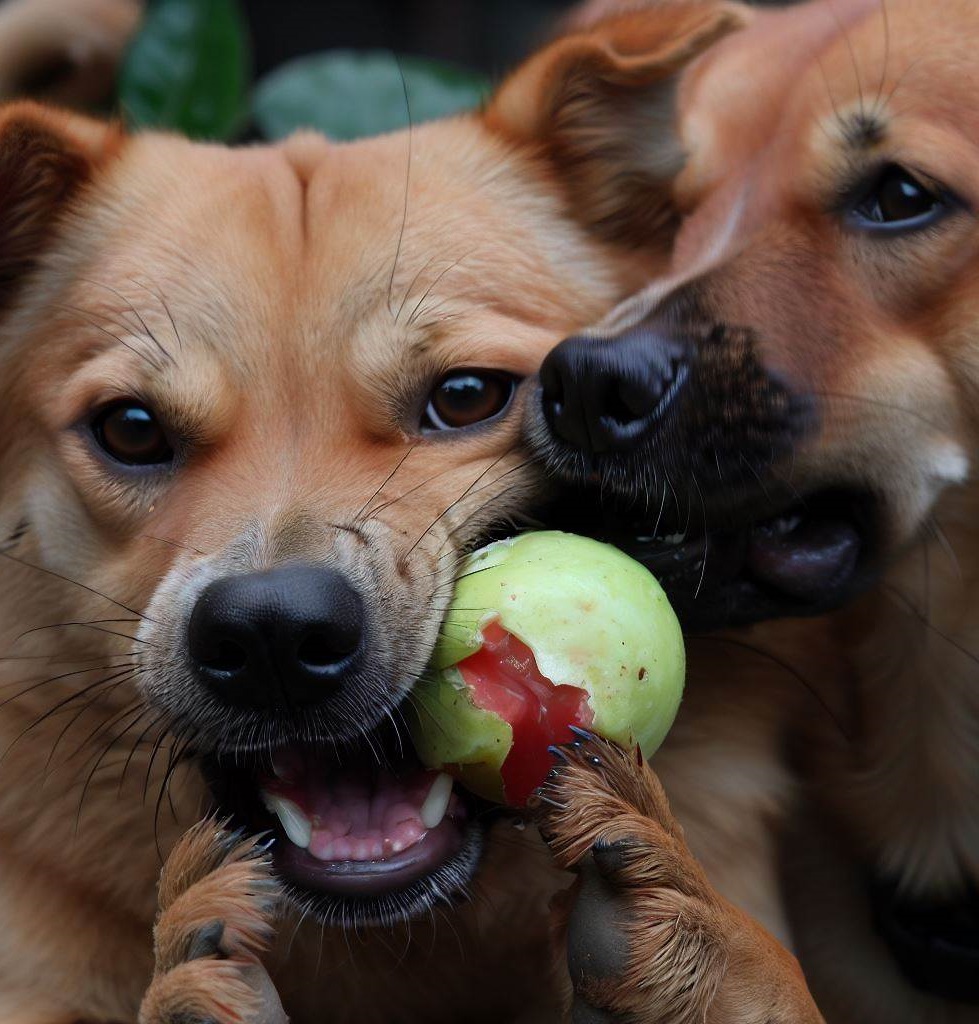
left=409, top=531, right=685, bottom=806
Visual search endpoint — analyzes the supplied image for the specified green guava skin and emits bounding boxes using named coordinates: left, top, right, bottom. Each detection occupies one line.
left=410, top=531, right=685, bottom=804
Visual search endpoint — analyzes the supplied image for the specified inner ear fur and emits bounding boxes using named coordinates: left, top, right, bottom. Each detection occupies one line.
left=485, top=2, right=748, bottom=246
left=0, top=100, right=120, bottom=308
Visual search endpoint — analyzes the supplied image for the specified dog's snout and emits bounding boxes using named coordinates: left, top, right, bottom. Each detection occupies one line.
left=540, top=329, right=688, bottom=454
left=188, top=564, right=364, bottom=708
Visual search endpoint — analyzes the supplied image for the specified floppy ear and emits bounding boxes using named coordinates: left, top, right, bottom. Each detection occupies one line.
left=0, top=102, right=119, bottom=512
left=484, top=2, right=748, bottom=246
left=0, top=100, right=120, bottom=309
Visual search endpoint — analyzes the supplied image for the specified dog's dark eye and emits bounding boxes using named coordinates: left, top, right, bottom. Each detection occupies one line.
left=423, top=371, right=517, bottom=432
left=91, top=402, right=174, bottom=466
left=851, top=165, right=948, bottom=231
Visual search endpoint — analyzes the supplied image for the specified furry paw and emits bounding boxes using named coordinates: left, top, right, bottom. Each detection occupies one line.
left=531, top=730, right=727, bottom=1024
left=138, top=821, right=288, bottom=1024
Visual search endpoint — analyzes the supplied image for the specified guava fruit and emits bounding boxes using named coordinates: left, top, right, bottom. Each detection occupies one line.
left=409, top=531, right=685, bottom=806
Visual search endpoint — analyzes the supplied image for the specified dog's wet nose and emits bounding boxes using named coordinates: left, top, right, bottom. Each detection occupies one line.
left=540, top=329, right=688, bottom=454
left=188, top=565, right=364, bottom=708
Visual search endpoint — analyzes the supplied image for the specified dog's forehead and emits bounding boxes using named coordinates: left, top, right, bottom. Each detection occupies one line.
left=680, top=0, right=979, bottom=184
left=74, top=120, right=622, bottom=388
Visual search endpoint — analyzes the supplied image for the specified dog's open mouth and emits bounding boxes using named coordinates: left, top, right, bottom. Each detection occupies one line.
left=555, top=487, right=878, bottom=629
left=202, top=730, right=488, bottom=925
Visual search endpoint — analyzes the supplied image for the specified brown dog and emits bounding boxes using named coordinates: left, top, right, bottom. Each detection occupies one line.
left=523, top=0, right=979, bottom=1021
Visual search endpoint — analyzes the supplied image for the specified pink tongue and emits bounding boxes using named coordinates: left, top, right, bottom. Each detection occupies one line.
left=264, top=760, right=457, bottom=863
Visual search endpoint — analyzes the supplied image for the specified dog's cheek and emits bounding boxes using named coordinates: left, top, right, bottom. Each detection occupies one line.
left=22, top=468, right=108, bottom=573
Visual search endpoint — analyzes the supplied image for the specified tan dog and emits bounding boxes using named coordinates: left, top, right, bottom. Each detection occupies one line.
left=0, top=7, right=748, bottom=1021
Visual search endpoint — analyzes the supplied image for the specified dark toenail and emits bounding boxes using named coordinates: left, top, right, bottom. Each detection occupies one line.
left=186, top=919, right=226, bottom=961
left=569, top=725, right=595, bottom=741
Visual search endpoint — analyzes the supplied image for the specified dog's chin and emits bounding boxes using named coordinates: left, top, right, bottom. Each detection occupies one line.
left=541, top=484, right=879, bottom=630
left=198, top=722, right=493, bottom=927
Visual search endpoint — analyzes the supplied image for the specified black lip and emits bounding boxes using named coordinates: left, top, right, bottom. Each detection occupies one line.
left=537, top=487, right=878, bottom=630
left=275, top=818, right=466, bottom=895
left=279, top=825, right=486, bottom=927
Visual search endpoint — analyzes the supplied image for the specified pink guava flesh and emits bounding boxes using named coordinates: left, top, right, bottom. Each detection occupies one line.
left=455, top=621, right=594, bottom=806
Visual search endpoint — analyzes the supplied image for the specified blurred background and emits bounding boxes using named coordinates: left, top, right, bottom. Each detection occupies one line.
left=243, top=0, right=575, bottom=80
left=0, top=0, right=792, bottom=143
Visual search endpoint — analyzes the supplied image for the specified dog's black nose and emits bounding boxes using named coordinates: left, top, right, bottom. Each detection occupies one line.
left=188, top=565, right=364, bottom=708
left=540, top=328, right=688, bottom=454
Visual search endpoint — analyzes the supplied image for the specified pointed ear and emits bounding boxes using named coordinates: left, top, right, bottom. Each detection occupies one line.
left=484, top=2, right=748, bottom=246
left=0, top=101, right=121, bottom=308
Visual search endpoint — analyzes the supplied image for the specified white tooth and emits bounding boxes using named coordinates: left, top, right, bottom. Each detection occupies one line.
left=262, top=792, right=312, bottom=849
left=420, top=772, right=454, bottom=830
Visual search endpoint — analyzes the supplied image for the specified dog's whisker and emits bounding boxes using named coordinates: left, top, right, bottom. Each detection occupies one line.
left=386, top=52, right=413, bottom=317
left=0, top=659, right=137, bottom=714
left=393, top=254, right=439, bottom=323
left=64, top=685, right=149, bottom=768
left=142, top=720, right=176, bottom=808
left=52, top=302, right=164, bottom=373
left=126, top=276, right=184, bottom=352
left=140, top=533, right=207, bottom=556
left=353, top=443, right=419, bottom=524
left=153, top=735, right=195, bottom=859
left=0, top=651, right=136, bottom=665
left=75, top=710, right=152, bottom=836
left=405, top=251, right=476, bottom=328
left=400, top=448, right=518, bottom=565
left=0, top=548, right=155, bottom=622
left=881, top=582, right=979, bottom=671
left=2, top=666, right=139, bottom=766
left=116, top=708, right=165, bottom=794
left=870, top=0, right=892, bottom=117
left=813, top=389, right=947, bottom=432
left=76, top=276, right=177, bottom=367
left=691, top=474, right=709, bottom=601
left=15, top=618, right=148, bottom=643
left=926, top=517, right=963, bottom=581
left=39, top=671, right=142, bottom=770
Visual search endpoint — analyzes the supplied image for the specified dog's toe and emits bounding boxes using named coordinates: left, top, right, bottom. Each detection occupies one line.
left=533, top=738, right=729, bottom=1023
left=138, top=820, right=287, bottom=1024
left=531, top=732, right=683, bottom=870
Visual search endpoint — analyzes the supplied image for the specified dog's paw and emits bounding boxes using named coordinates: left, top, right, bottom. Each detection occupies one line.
left=531, top=731, right=727, bottom=1024
left=138, top=821, right=288, bottom=1024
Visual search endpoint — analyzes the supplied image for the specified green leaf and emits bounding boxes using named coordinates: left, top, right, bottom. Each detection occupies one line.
left=252, top=51, right=490, bottom=142
left=119, top=0, right=249, bottom=140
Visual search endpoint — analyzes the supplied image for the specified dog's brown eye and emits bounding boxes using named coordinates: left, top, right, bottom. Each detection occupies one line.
left=91, top=402, right=174, bottom=466
left=423, top=371, right=517, bottom=432
left=852, top=165, right=948, bottom=230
